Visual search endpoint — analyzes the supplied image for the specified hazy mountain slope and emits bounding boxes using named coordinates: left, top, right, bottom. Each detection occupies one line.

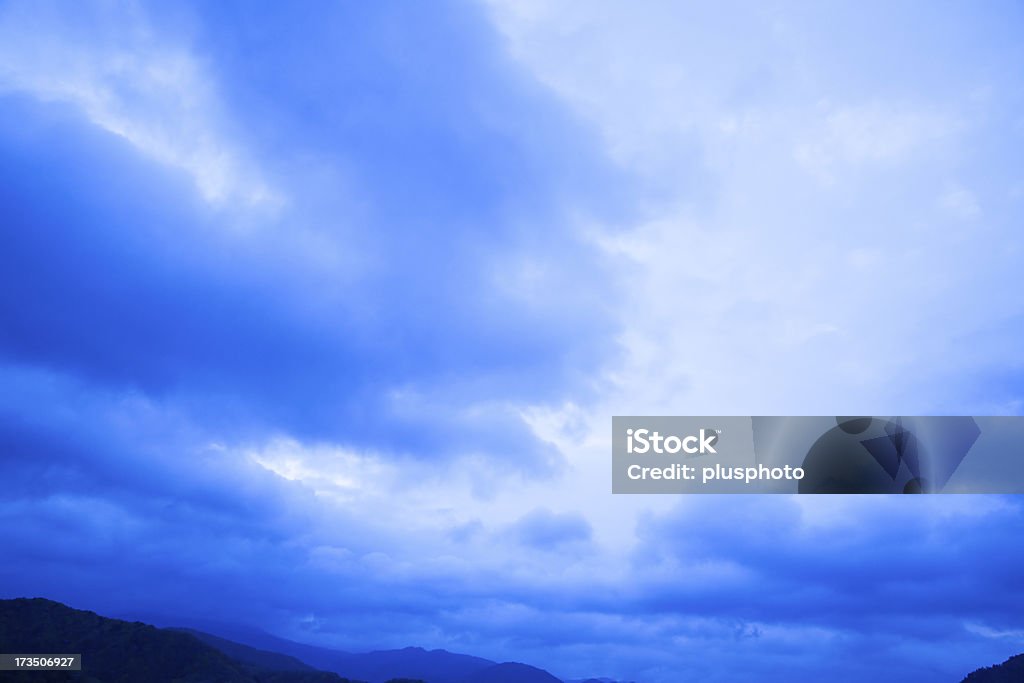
left=127, top=612, right=354, bottom=672
left=173, top=627, right=317, bottom=672
left=183, top=630, right=498, bottom=683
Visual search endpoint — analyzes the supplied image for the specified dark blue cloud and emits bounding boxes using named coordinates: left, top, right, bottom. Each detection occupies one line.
left=0, top=0, right=631, bottom=466
left=2, top=403, right=1023, bottom=683
left=0, top=0, right=636, bottom=667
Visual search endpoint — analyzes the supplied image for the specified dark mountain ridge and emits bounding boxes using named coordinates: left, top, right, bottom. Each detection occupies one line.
left=0, top=597, right=358, bottom=683
left=961, top=653, right=1024, bottom=682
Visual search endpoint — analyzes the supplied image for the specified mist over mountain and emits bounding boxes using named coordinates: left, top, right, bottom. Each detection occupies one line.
left=171, top=628, right=319, bottom=673
left=131, top=615, right=355, bottom=675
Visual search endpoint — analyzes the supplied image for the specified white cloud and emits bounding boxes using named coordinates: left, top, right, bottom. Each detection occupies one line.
left=0, top=0, right=281, bottom=208
left=794, top=102, right=957, bottom=182
left=478, top=0, right=1024, bottom=554
left=939, top=184, right=982, bottom=220
left=483, top=0, right=1022, bottom=414
left=965, top=622, right=1024, bottom=642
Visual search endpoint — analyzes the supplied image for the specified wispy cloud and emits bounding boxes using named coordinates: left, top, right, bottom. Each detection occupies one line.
left=0, top=0, right=280, bottom=207
left=794, top=101, right=957, bottom=182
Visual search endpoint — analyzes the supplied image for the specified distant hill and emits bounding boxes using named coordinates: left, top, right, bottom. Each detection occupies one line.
left=124, top=611, right=354, bottom=672
left=332, top=646, right=498, bottom=683
left=173, top=629, right=501, bottom=683
left=172, top=627, right=317, bottom=672
left=0, top=598, right=359, bottom=683
left=962, top=653, right=1024, bottom=682
left=176, top=630, right=567, bottom=683
left=153, top=621, right=495, bottom=683
left=460, top=662, right=562, bottom=683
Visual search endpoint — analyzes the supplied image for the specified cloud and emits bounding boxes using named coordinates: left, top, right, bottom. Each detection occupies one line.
left=508, top=508, right=593, bottom=550
left=0, top=0, right=625, bottom=470
left=965, top=623, right=1024, bottom=643
left=794, top=101, right=958, bottom=182
left=0, top=0, right=280, bottom=207
left=486, top=0, right=1024, bottom=423
left=2, top=363, right=1024, bottom=683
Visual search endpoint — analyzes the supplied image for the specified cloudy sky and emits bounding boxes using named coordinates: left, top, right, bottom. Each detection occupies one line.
left=1, top=1, right=1023, bottom=681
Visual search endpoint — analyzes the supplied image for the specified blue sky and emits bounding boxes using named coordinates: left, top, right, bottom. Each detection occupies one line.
left=1, top=1, right=1023, bottom=681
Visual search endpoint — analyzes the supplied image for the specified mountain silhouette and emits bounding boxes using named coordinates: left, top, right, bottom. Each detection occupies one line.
left=191, top=636, right=561, bottom=683
left=181, top=632, right=499, bottom=683
left=0, top=598, right=358, bottom=683
left=159, top=622, right=562, bottom=683
left=0, top=597, right=612, bottom=683
left=961, top=653, right=1024, bottom=682
left=460, top=662, right=562, bottom=683
left=152, top=620, right=497, bottom=683
left=331, top=646, right=497, bottom=683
